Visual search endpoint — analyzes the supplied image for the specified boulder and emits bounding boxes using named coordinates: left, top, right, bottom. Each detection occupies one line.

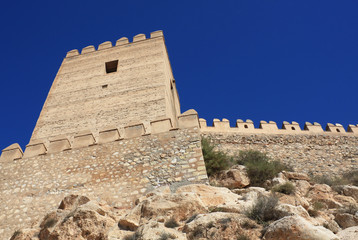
left=342, top=185, right=358, bottom=202
left=335, top=213, right=358, bottom=229
left=58, top=194, right=90, bottom=211
left=334, top=194, right=357, bottom=206
left=336, top=226, right=358, bottom=240
left=133, top=220, right=186, bottom=240
left=10, top=228, right=39, bottom=240
left=307, top=184, right=343, bottom=209
left=183, top=212, right=261, bottom=240
left=140, top=192, right=207, bottom=222
left=176, top=184, right=241, bottom=208
left=282, top=171, right=310, bottom=181
left=215, top=165, right=250, bottom=189
left=275, top=203, right=310, bottom=219
left=263, top=215, right=339, bottom=240
left=294, top=180, right=311, bottom=196
left=42, top=200, right=116, bottom=240
left=278, top=194, right=310, bottom=210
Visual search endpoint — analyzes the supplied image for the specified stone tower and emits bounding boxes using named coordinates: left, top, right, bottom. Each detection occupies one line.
left=30, top=30, right=180, bottom=143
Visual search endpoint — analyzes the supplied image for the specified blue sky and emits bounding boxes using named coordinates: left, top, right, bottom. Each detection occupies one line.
left=0, top=0, right=357, bottom=150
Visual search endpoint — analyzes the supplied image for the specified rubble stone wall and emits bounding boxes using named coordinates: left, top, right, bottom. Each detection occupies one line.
left=0, top=127, right=206, bottom=240
left=202, top=132, right=358, bottom=176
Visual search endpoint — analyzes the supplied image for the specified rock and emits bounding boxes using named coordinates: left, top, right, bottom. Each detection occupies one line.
left=282, top=171, right=310, bottom=181
left=139, top=191, right=207, bottom=222
left=342, top=185, right=358, bottom=202
left=275, top=203, right=310, bottom=219
left=10, top=228, right=39, bottom=240
left=334, top=194, right=357, bottom=206
left=183, top=212, right=261, bottom=240
left=176, top=184, right=241, bottom=208
left=214, top=165, right=250, bottom=189
left=307, top=184, right=343, bottom=209
left=336, top=226, right=358, bottom=240
left=278, top=194, right=310, bottom=210
left=43, top=200, right=116, bottom=240
left=335, top=213, right=358, bottom=229
left=294, top=180, right=311, bottom=196
left=263, top=215, right=339, bottom=240
left=58, top=194, right=90, bottom=211
left=271, top=176, right=287, bottom=186
left=323, top=219, right=341, bottom=234
left=118, top=203, right=142, bottom=231
left=134, top=220, right=187, bottom=240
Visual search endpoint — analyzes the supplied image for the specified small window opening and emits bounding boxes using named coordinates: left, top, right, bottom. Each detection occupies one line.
left=336, top=129, right=340, bottom=132
left=105, top=60, right=118, bottom=73
left=291, top=127, right=295, bottom=130
left=102, top=84, right=108, bottom=89
left=244, top=124, right=248, bottom=129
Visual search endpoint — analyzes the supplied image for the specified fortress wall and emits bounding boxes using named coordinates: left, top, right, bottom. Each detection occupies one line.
left=201, top=119, right=358, bottom=176
left=0, top=125, right=206, bottom=239
left=31, top=31, right=179, bottom=142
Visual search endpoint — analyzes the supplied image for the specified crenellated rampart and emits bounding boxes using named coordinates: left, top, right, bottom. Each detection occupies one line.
left=199, top=118, right=358, bottom=135
left=65, top=31, right=163, bottom=58
left=200, top=118, right=358, bottom=177
left=0, top=110, right=207, bottom=239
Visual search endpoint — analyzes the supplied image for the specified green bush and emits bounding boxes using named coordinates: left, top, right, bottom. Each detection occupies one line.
left=236, top=150, right=292, bottom=186
left=246, top=194, right=280, bottom=224
left=164, top=218, right=179, bottom=228
left=342, top=170, right=358, bottom=186
left=308, top=201, right=325, bottom=217
left=201, top=137, right=233, bottom=176
left=272, top=182, right=296, bottom=195
left=237, top=234, right=251, bottom=240
left=123, top=231, right=142, bottom=240
left=311, top=169, right=358, bottom=190
left=158, top=232, right=176, bottom=240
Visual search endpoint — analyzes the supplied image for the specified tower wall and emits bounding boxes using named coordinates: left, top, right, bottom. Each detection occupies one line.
left=30, top=31, right=180, bottom=143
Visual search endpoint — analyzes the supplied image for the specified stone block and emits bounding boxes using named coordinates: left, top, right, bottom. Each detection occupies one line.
left=66, top=49, right=79, bottom=58
left=347, top=124, right=358, bottom=134
left=150, top=30, right=163, bottom=38
left=178, top=109, right=199, bottom=129
left=326, top=123, right=346, bottom=133
left=99, top=127, right=120, bottom=143
left=150, top=118, right=172, bottom=134
left=282, top=121, right=301, bottom=131
left=0, top=143, right=23, bottom=162
left=124, top=123, right=145, bottom=138
left=236, top=119, right=255, bottom=130
left=133, top=33, right=146, bottom=42
left=199, top=118, right=207, bottom=128
left=260, top=120, right=278, bottom=132
left=116, top=37, right=129, bottom=46
left=81, top=45, right=96, bottom=54
left=73, top=131, right=96, bottom=148
left=23, top=140, right=47, bottom=158
left=213, top=118, right=230, bottom=129
left=48, top=136, right=71, bottom=153
left=304, top=122, right=323, bottom=132
left=98, top=41, right=112, bottom=50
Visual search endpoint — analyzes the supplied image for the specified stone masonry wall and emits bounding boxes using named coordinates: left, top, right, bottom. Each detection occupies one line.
left=0, top=127, right=207, bottom=240
left=201, top=118, right=358, bottom=176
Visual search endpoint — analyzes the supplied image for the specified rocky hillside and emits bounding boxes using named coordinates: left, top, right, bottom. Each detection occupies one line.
left=9, top=165, right=358, bottom=240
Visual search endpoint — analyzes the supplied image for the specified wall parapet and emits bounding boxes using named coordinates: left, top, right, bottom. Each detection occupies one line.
left=0, top=110, right=199, bottom=162
left=199, top=118, right=358, bottom=136
left=65, top=30, right=164, bottom=58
